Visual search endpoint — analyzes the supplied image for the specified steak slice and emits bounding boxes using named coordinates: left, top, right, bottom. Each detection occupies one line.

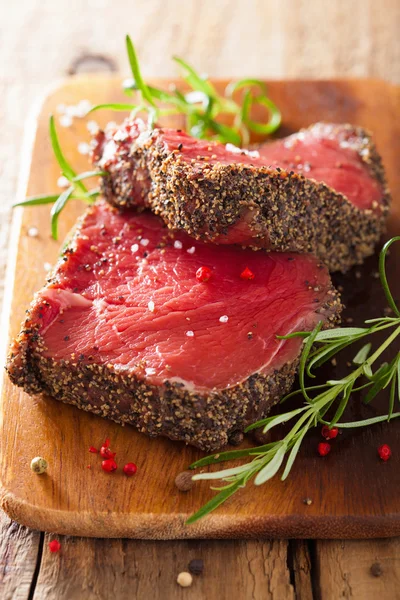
left=93, top=119, right=390, bottom=272
left=7, top=201, right=341, bottom=450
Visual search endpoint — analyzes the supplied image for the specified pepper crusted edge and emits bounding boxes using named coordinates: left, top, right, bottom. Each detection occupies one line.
left=96, top=122, right=390, bottom=273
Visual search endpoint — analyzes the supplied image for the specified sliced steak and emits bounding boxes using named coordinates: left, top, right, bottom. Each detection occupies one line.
left=93, top=119, right=390, bottom=272
left=7, top=201, right=341, bottom=450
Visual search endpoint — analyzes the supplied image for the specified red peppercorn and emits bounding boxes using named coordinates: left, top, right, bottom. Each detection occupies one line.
left=123, top=462, right=138, bottom=477
left=240, top=266, right=255, bottom=280
left=49, top=539, right=61, bottom=553
left=321, top=425, right=339, bottom=440
left=378, top=444, right=391, bottom=461
left=317, top=442, right=331, bottom=457
left=100, top=446, right=116, bottom=459
left=88, top=446, right=98, bottom=453
left=196, top=266, right=212, bottom=283
left=101, top=458, right=117, bottom=473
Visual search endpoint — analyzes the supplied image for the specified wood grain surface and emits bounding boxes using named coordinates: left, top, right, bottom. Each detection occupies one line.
left=1, top=75, right=400, bottom=542
left=1, top=1, right=400, bottom=598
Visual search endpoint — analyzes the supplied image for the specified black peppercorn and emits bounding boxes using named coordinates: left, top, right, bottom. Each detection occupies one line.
left=188, top=558, right=204, bottom=575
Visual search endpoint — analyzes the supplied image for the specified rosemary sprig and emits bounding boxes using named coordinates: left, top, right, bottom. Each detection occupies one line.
left=13, top=116, right=106, bottom=240
left=14, top=37, right=282, bottom=235
left=89, top=35, right=281, bottom=145
left=187, top=237, right=400, bottom=525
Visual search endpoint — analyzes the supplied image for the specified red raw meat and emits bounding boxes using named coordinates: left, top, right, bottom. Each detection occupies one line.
left=93, top=119, right=390, bottom=272
left=7, top=201, right=341, bottom=449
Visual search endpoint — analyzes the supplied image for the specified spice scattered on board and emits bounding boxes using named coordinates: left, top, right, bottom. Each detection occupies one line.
left=101, top=458, right=117, bottom=473
left=317, top=442, right=331, bottom=457
left=49, top=539, right=61, bottom=553
left=177, top=572, right=193, bottom=587
left=188, top=559, right=204, bottom=575
left=378, top=444, right=391, bottom=461
left=30, top=456, right=48, bottom=474
left=175, top=471, right=195, bottom=492
left=123, top=462, right=137, bottom=477
left=27, top=226, right=39, bottom=238
left=321, top=425, right=339, bottom=440
left=228, top=430, right=244, bottom=446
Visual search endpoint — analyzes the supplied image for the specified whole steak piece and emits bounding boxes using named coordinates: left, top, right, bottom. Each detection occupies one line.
left=7, top=201, right=341, bottom=450
left=93, top=119, right=390, bottom=272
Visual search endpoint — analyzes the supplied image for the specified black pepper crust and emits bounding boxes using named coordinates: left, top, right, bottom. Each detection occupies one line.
left=7, top=339, right=298, bottom=451
left=7, top=295, right=341, bottom=452
left=7, top=196, right=342, bottom=450
left=95, top=122, right=390, bottom=273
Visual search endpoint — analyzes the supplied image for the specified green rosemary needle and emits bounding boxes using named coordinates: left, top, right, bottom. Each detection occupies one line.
left=13, top=117, right=106, bottom=240
left=89, top=35, right=281, bottom=145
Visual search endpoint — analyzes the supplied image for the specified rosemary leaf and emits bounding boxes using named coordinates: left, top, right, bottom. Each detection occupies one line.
left=173, top=56, right=216, bottom=98
left=329, top=383, right=353, bottom=426
left=189, top=443, right=276, bottom=468
left=244, top=406, right=307, bottom=434
left=50, top=117, right=88, bottom=199
left=88, top=103, right=139, bottom=114
left=192, top=463, right=253, bottom=481
left=388, top=371, right=396, bottom=420
left=254, top=444, right=286, bottom=485
left=281, top=415, right=314, bottom=480
left=314, top=327, right=368, bottom=341
left=73, top=170, right=107, bottom=182
left=353, top=343, right=372, bottom=364
left=13, top=194, right=60, bottom=207
left=299, top=321, right=323, bottom=390
left=50, top=186, right=74, bottom=240
left=397, top=357, right=400, bottom=402
left=126, top=35, right=156, bottom=107
left=379, top=236, right=400, bottom=317
left=186, top=479, right=245, bottom=524
left=334, top=413, right=400, bottom=428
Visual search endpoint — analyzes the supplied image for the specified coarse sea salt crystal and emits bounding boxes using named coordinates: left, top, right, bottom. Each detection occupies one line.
left=122, top=77, right=135, bottom=90
left=226, top=143, right=242, bottom=154
left=140, top=238, right=149, bottom=246
left=44, top=262, right=52, bottom=272
left=57, top=103, right=67, bottom=114
left=174, top=240, right=183, bottom=249
left=27, top=227, right=39, bottom=238
left=114, top=129, right=128, bottom=142
left=148, top=300, right=155, bottom=312
left=145, top=367, right=156, bottom=376
left=86, top=120, right=100, bottom=135
left=219, top=315, right=229, bottom=323
left=187, top=246, right=196, bottom=254
left=78, top=142, right=90, bottom=155
left=105, top=121, right=118, bottom=132
left=131, top=243, right=139, bottom=253
left=65, top=105, right=79, bottom=118
left=186, top=330, right=194, bottom=337
left=77, top=99, right=92, bottom=117
left=57, top=176, right=69, bottom=188
left=59, top=115, right=73, bottom=128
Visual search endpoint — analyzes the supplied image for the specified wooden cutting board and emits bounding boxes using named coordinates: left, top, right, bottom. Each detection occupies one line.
left=1, top=77, right=399, bottom=539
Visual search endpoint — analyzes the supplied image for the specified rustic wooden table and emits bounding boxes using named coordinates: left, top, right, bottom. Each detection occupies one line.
left=1, top=1, right=400, bottom=598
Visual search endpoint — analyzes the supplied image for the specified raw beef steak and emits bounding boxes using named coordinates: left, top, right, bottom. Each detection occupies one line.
left=7, top=201, right=341, bottom=450
left=93, top=119, right=390, bottom=272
